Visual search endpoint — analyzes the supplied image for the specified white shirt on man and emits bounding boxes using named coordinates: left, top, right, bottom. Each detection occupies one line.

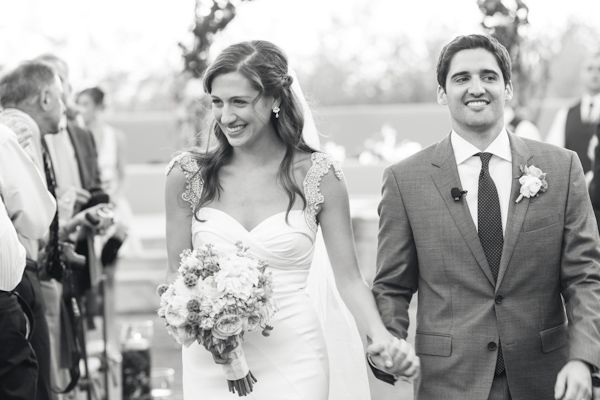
left=0, top=198, right=26, bottom=291
left=0, top=124, right=55, bottom=290
left=0, top=108, right=48, bottom=260
left=451, top=128, right=513, bottom=234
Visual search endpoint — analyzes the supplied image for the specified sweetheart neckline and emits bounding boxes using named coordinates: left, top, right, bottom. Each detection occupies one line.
left=199, top=207, right=304, bottom=233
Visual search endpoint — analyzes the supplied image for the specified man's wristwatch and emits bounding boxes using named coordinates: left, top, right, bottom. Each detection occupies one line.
left=592, top=372, right=600, bottom=388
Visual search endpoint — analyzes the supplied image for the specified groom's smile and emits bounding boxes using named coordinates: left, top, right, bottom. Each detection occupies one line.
left=465, top=99, right=490, bottom=108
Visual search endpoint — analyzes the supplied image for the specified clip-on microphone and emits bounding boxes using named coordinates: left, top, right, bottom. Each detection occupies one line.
left=451, top=187, right=468, bottom=201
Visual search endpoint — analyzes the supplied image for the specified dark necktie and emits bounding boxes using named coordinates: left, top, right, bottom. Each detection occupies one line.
left=41, top=141, right=63, bottom=281
left=476, top=152, right=505, bottom=375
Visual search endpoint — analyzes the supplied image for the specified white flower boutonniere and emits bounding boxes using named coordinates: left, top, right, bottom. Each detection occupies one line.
left=516, top=164, right=548, bottom=203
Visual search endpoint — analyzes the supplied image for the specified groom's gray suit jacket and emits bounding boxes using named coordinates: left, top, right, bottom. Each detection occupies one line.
left=372, top=132, right=600, bottom=400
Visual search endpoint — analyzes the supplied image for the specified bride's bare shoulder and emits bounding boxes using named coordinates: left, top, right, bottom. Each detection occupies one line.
left=292, top=150, right=314, bottom=176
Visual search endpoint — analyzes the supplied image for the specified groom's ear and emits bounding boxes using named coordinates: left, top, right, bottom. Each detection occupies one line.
left=504, top=81, right=514, bottom=102
left=437, top=86, right=448, bottom=105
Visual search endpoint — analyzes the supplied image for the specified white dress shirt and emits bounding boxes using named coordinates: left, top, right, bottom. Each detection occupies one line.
left=0, top=109, right=48, bottom=260
left=0, top=125, right=55, bottom=290
left=0, top=124, right=56, bottom=241
left=451, top=129, right=513, bottom=234
left=0, top=197, right=26, bottom=291
left=0, top=108, right=45, bottom=175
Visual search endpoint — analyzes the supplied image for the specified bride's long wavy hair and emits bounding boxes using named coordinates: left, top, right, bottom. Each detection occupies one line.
left=191, top=40, right=317, bottom=219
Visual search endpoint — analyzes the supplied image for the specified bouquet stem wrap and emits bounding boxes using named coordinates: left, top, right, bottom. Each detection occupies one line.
left=223, top=344, right=257, bottom=396
left=222, top=344, right=249, bottom=380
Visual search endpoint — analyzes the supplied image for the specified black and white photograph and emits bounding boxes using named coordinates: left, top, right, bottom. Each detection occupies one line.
left=1, top=0, right=600, bottom=399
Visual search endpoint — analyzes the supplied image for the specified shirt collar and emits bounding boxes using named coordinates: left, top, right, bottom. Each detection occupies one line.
left=451, top=128, right=512, bottom=165
left=583, top=93, right=600, bottom=106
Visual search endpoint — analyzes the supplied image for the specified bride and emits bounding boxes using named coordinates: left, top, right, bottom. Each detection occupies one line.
left=164, top=40, right=418, bottom=399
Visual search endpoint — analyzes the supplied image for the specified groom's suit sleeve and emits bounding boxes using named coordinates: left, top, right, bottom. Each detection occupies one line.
left=560, top=151, right=600, bottom=369
left=370, top=166, right=419, bottom=384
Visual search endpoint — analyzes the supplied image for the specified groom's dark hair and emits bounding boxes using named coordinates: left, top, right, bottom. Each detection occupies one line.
left=436, top=34, right=512, bottom=91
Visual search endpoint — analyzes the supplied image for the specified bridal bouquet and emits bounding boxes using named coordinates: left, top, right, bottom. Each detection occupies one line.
left=157, top=242, right=278, bottom=396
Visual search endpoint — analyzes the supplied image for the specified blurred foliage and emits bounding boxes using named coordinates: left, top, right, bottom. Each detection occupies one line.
left=546, top=23, right=600, bottom=98
left=112, top=1, right=598, bottom=121
left=180, top=0, right=254, bottom=78
left=476, top=0, right=555, bottom=121
left=299, top=8, right=449, bottom=106
left=176, top=0, right=253, bottom=148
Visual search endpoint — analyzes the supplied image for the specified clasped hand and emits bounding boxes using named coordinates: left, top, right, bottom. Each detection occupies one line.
left=554, top=360, right=593, bottom=400
left=367, top=336, right=420, bottom=382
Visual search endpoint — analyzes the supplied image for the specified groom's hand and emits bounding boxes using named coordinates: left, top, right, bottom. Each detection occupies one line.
left=554, top=360, right=592, bottom=400
left=366, top=338, right=394, bottom=369
left=367, top=337, right=420, bottom=381
left=386, top=337, right=421, bottom=381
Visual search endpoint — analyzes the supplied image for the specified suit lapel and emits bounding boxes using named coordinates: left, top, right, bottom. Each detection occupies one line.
left=430, top=135, right=495, bottom=287
left=496, top=133, right=533, bottom=289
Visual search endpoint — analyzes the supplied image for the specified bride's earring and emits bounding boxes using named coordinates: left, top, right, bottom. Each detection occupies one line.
left=273, top=106, right=280, bottom=119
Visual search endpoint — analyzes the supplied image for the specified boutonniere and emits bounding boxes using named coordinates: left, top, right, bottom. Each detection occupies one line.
left=516, top=164, right=548, bottom=203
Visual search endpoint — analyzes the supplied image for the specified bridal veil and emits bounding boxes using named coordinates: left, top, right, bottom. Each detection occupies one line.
left=291, top=69, right=372, bottom=400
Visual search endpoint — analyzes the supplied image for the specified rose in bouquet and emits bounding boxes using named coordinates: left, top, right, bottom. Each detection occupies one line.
left=157, top=241, right=278, bottom=396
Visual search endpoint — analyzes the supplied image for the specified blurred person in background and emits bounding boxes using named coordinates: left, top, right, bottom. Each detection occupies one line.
left=0, top=62, right=63, bottom=400
left=0, top=60, right=113, bottom=397
left=0, top=122, right=55, bottom=400
left=34, top=54, right=108, bottom=313
left=588, top=121, right=600, bottom=231
left=34, top=53, right=103, bottom=219
left=76, top=87, right=130, bottom=266
left=504, top=105, right=541, bottom=141
left=546, top=52, right=600, bottom=174
left=35, top=54, right=120, bottom=396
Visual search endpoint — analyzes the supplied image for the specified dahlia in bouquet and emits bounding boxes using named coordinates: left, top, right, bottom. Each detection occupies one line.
left=157, top=241, right=278, bottom=396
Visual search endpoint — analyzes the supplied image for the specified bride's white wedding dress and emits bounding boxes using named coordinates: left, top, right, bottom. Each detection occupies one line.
left=167, top=151, right=370, bottom=400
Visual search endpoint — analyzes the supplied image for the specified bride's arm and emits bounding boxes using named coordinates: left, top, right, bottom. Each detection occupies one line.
left=318, top=168, right=419, bottom=379
left=165, top=163, right=194, bottom=283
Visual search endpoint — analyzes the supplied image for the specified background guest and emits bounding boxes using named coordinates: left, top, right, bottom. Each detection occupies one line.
left=0, top=120, right=56, bottom=399
left=34, top=54, right=103, bottom=218
left=546, top=52, right=600, bottom=174
left=0, top=62, right=64, bottom=400
left=76, top=87, right=131, bottom=266
left=0, top=198, right=39, bottom=400
left=0, top=61, right=112, bottom=397
left=588, top=122, right=600, bottom=231
left=504, top=105, right=541, bottom=140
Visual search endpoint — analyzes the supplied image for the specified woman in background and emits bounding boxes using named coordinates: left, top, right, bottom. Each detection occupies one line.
left=76, top=87, right=132, bottom=264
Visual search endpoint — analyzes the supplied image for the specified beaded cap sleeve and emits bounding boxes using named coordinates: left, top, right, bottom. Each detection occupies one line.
left=303, top=152, right=343, bottom=231
left=165, top=152, right=204, bottom=210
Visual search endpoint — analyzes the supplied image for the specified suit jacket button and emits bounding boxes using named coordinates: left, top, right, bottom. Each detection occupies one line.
left=488, top=342, right=497, bottom=351
left=495, top=295, right=504, bottom=304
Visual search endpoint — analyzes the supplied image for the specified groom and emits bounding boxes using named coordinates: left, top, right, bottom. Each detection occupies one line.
left=370, top=34, right=600, bottom=400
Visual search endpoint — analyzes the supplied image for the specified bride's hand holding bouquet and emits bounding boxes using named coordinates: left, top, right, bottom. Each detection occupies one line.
left=157, top=241, right=278, bottom=396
